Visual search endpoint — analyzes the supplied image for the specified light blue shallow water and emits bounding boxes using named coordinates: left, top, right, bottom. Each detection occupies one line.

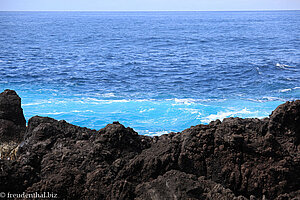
left=0, top=11, right=299, bottom=135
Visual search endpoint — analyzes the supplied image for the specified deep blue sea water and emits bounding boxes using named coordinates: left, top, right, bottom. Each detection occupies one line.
left=0, top=11, right=299, bottom=135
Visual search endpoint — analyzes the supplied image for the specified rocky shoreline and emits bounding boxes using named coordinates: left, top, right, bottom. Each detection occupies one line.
left=0, top=89, right=299, bottom=199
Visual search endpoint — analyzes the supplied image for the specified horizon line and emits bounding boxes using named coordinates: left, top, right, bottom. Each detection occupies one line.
left=0, top=9, right=299, bottom=12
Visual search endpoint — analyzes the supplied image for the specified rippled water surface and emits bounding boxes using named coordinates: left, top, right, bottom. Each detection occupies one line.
left=0, top=11, right=299, bottom=135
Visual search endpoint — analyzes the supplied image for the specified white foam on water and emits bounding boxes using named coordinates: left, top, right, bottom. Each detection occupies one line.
left=279, top=86, right=300, bottom=93
left=83, top=97, right=130, bottom=104
left=139, top=108, right=155, bottom=113
left=285, top=77, right=296, bottom=81
left=22, top=100, right=52, bottom=106
left=255, top=67, right=262, bottom=74
left=170, top=98, right=226, bottom=105
left=36, top=97, right=229, bottom=107
left=280, top=88, right=292, bottom=93
left=142, top=130, right=171, bottom=136
left=52, top=100, right=69, bottom=104
left=276, top=63, right=296, bottom=70
left=41, top=112, right=68, bottom=115
left=248, top=96, right=286, bottom=102
left=71, top=110, right=95, bottom=113
left=23, top=102, right=44, bottom=106
left=21, top=95, right=285, bottom=136
left=135, top=99, right=156, bottom=102
left=173, top=98, right=195, bottom=105
left=178, top=108, right=200, bottom=114
left=201, top=108, right=255, bottom=124
left=36, top=88, right=59, bottom=92
left=94, top=93, right=116, bottom=98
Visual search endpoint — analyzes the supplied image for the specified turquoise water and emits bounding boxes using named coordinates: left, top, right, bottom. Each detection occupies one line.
left=20, top=92, right=283, bottom=135
left=0, top=11, right=299, bottom=135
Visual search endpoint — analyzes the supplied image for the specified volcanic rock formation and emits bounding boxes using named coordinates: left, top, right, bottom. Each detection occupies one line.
left=0, top=89, right=26, bottom=142
left=0, top=90, right=299, bottom=199
left=0, top=89, right=26, bottom=160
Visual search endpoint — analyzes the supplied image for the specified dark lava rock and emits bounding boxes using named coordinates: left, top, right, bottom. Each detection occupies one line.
left=0, top=89, right=26, bottom=127
left=0, top=89, right=26, bottom=143
left=0, top=91, right=299, bottom=200
left=17, top=116, right=152, bottom=199
left=135, top=170, right=247, bottom=200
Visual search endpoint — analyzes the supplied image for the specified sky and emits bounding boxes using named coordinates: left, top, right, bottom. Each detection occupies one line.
left=0, top=0, right=300, bottom=11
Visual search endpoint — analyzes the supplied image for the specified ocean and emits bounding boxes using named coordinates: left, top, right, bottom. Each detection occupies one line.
left=0, top=11, right=299, bottom=135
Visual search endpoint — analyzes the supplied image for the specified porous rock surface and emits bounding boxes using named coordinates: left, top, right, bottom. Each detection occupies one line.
left=0, top=90, right=299, bottom=200
left=0, top=89, right=26, bottom=142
